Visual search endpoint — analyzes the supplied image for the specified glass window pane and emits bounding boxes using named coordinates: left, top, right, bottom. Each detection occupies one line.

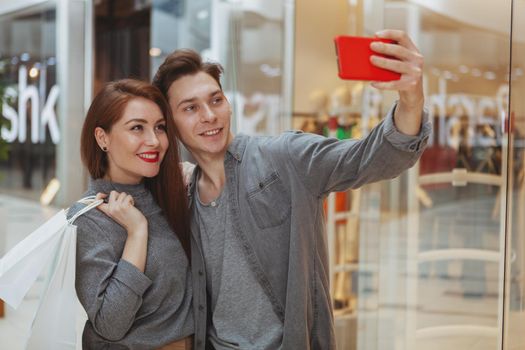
left=378, top=1, right=511, bottom=350
left=151, top=0, right=289, bottom=138
left=506, top=0, right=525, bottom=348
left=212, top=0, right=287, bottom=136
left=295, top=1, right=514, bottom=349
left=0, top=4, right=57, bottom=201
left=94, top=0, right=151, bottom=93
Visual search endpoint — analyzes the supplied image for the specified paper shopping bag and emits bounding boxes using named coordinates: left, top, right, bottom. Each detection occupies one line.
left=0, top=197, right=101, bottom=350
left=0, top=210, right=68, bottom=309
left=25, top=219, right=80, bottom=349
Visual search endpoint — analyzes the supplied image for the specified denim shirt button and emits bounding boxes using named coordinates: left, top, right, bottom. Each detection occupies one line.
left=198, top=304, right=204, bottom=311
left=198, top=269, right=203, bottom=276
left=258, top=182, right=264, bottom=189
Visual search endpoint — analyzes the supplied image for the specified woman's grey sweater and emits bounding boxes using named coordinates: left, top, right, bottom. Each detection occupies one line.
left=68, top=179, right=193, bottom=350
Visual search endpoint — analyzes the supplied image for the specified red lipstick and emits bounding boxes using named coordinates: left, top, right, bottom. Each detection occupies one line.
left=137, top=151, right=160, bottom=163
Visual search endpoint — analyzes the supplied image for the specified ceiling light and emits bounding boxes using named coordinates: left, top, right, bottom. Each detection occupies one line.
left=484, top=71, right=496, bottom=80
left=196, top=10, right=209, bottom=20
left=458, top=65, right=469, bottom=74
left=149, top=47, right=162, bottom=57
left=260, top=63, right=281, bottom=77
left=40, top=178, right=60, bottom=206
left=443, top=71, right=453, bottom=80
left=29, top=67, right=39, bottom=78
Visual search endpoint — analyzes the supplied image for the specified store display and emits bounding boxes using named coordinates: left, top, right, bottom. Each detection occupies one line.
left=311, top=85, right=367, bottom=316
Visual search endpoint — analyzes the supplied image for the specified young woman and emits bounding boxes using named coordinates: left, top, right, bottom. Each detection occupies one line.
left=68, top=79, right=193, bottom=349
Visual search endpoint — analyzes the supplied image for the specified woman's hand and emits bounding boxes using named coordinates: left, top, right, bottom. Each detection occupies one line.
left=96, top=191, right=148, bottom=272
left=96, top=191, right=147, bottom=235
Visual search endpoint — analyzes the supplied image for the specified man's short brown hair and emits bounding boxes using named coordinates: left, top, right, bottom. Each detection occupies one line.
left=153, top=49, right=224, bottom=98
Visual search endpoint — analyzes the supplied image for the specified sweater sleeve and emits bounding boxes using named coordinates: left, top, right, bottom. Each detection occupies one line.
left=74, top=214, right=152, bottom=341
left=279, top=103, right=431, bottom=197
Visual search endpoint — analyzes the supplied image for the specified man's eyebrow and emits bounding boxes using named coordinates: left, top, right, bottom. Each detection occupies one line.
left=210, top=89, right=222, bottom=97
left=177, top=90, right=223, bottom=108
left=177, top=97, right=197, bottom=108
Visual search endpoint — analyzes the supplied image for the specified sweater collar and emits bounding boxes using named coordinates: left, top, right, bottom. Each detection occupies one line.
left=88, top=178, right=160, bottom=216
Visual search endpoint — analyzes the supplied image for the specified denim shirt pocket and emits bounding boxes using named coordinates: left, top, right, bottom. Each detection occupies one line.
left=246, top=171, right=291, bottom=229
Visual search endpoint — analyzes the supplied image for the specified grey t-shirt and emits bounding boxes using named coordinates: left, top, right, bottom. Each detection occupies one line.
left=195, top=182, right=283, bottom=350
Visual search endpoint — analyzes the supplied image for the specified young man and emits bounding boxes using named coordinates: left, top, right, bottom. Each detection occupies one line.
left=153, top=30, right=431, bottom=350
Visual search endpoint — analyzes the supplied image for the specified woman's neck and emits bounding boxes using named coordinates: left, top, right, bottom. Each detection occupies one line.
left=103, top=173, right=143, bottom=185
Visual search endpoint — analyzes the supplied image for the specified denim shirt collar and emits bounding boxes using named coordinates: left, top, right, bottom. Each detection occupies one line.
left=226, top=133, right=248, bottom=162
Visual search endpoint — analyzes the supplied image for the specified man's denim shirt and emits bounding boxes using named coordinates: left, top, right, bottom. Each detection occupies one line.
left=188, top=104, right=431, bottom=350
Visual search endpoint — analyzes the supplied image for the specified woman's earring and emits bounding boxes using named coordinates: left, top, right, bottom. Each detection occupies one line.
left=102, top=146, right=108, bottom=152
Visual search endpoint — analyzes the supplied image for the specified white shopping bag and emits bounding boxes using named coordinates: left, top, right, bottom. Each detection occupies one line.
left=0, top=197, right=102, bottom=350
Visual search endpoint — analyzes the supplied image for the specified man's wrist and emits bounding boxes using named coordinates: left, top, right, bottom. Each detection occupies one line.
left=393, top=100, right=423, bottom=136
left=399, top=91, right=424, bottom=111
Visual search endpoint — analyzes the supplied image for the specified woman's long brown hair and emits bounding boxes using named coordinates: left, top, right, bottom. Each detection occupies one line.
left=80, top=79, right=191, bottom=259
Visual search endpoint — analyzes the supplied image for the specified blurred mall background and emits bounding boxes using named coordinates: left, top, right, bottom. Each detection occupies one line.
left=0, top=0, right=524, bottom=349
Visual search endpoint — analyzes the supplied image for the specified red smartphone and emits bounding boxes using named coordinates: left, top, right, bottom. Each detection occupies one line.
left=334, top=35, right=401, bottom=81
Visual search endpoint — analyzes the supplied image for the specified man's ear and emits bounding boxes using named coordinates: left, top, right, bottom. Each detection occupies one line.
left=94, top=127, right=109, bottom=151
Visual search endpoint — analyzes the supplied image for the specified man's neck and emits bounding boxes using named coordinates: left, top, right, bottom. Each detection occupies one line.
left=192, top=133, right=235, bottom=204
left=192, top=148, right=226, bottom=204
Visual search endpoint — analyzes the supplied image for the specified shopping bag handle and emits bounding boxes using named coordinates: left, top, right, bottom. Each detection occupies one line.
left=67, top=196, right=104, bottom=224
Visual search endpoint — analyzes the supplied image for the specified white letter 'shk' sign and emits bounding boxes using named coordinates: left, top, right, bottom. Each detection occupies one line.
left=1, top=65, right=60, bottom=144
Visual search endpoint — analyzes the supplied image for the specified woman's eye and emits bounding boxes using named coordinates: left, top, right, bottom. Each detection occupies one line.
left=131, top=125, right=143, bottom=131
left=212, top=97, right=223, bottom=104
left=156, top=124, right=167, bottom=132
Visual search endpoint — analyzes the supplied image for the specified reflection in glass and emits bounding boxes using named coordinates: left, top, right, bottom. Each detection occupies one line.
left=0, top=6, right=57, bottom=201
left=506, top=0, right=525, bottom=348
left=292, top=1, right=517, bottom=349
left=372, top=1, right=513, bottom=350
left=215, top=0, right=286, bottom=136
left=151, top=0, right=288, bottom=137
left=94, top=0, right=151, bottom=93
